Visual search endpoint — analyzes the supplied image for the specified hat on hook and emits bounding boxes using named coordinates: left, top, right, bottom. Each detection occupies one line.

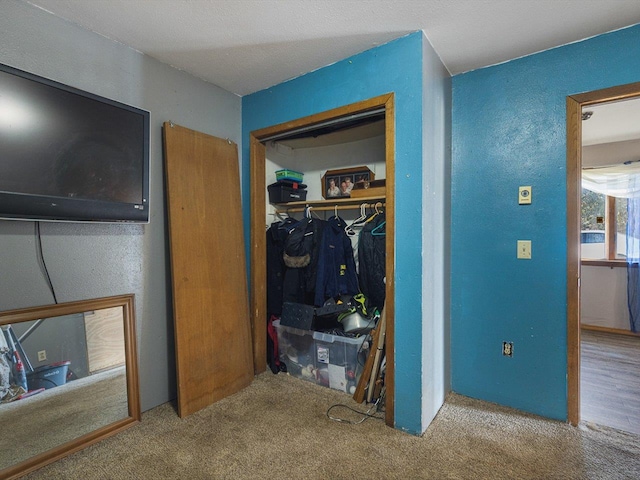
left=283, top=218, right=314, bottom=268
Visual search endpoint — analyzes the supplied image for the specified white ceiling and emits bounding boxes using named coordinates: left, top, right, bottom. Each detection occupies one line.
left=582, top=98, right=640, bottom=168
left=583, top=98, right=640, bottom=146
left=26, top=0, right=640, bottom=96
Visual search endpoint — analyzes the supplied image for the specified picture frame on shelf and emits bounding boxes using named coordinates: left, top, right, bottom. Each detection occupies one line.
left=321, top=166, right=374, bottom=199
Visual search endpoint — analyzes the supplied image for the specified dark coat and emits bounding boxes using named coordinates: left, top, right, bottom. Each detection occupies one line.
left=282, top=217, right=324, bottom=305
left=266, top=218, right=296, bottom=315
left=358, top=213, right=386, bottom=311
left=314, top=216, right=359, bottom=306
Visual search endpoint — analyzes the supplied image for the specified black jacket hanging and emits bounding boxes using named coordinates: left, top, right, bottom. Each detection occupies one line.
left=281, top=217, right=324, bottom=305
left=266, top=218, right=296, bottom=316
left=358, top=213, right=386, bottom=311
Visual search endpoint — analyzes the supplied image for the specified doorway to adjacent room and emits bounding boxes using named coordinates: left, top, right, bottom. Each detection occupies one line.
left=567, top=82, right=640, bottom=433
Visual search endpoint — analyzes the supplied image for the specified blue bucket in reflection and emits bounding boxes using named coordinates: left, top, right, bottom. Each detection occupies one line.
left=26, top=361, right=71, bottom=390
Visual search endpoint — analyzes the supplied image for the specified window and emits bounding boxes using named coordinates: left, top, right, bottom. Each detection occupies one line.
left=616, top=196, right=628, bottom=258
left=580, top=188, right=627, bottom=260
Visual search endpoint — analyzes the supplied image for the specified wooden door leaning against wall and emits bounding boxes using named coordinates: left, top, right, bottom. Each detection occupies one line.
left=84, top=307, right=125, bottom=374
left=163, top=122, right=254, bottom=418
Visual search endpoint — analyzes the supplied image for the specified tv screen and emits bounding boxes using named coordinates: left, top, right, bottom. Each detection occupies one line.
left=0, top=63, right=150, bottom=223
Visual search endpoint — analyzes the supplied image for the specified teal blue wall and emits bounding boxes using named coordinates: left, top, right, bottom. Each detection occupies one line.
left=242, top=32, right=425, bottom=433
left=451, top=24, right=640, bottom=419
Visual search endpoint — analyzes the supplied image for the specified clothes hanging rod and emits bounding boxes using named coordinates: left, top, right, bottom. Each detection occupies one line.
left=260, top=108, right=386, bottom=143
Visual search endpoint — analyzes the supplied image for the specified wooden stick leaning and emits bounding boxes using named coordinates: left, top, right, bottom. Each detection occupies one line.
left=367, top=306, right=386, bottom=403
left=352, top=312, right=382, bottom=403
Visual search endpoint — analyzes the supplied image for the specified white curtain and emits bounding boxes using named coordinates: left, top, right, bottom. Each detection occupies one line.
left=582, top=163, right=640, bottom=198
left=628, top=198, right=640, bottom=332
left=585, top=163, right=640, bottom=332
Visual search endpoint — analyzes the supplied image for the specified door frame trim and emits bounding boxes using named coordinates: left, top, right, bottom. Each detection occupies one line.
left=249, top=93, right=396, bottom=427
left=566, top=81, right=640, bottom=425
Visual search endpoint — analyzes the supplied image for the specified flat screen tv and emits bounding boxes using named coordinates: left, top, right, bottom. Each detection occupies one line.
left=0, top=63, right=150, bottom=223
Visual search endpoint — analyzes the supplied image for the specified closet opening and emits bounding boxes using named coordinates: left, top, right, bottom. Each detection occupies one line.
left=249, top=93, right=395, bottom=427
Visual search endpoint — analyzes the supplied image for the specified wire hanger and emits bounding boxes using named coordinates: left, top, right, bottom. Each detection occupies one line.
left=345, top=203, right=369, bottom=236
left=371, top=221, right=386, bottom=236
left=363, top=201, right=385, bottom=225
left=364, top=205, right=379, bottom=224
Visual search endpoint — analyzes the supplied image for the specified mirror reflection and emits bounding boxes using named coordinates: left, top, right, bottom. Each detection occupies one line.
left=0, top=295, right=139, bottom=477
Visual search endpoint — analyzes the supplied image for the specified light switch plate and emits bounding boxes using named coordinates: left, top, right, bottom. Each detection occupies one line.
left=519, top=186, right=532, bottom=204
left=517, top=240, right=532, bottom=259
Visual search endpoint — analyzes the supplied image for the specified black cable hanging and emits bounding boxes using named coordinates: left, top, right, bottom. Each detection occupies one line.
left=35, top=221, right=58, bottom=304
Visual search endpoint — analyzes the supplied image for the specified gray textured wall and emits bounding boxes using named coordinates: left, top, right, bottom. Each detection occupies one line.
left=0, top=0, right=242, bottom=411
left=11, top=314, right=89, bottom=378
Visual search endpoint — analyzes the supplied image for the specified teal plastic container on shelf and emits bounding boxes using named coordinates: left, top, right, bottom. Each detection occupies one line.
left=275, top=169, right=304, bottom=183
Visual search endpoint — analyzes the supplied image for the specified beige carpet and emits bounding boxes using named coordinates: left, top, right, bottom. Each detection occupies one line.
left=0, top=367, right=128, bottom=470
left=21, top=372, right=640, bottom=480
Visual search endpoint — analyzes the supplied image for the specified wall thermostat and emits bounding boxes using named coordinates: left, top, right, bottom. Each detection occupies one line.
left=519, top=186, right=532, bottom=205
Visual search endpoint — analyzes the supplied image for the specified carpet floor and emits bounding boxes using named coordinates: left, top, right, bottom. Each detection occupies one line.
left=1, top=367, right=127, bottom=470
left=21, top=372, right=640, bottom=480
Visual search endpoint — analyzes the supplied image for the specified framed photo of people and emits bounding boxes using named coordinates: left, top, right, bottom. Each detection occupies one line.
left=321, top=166, right=374, bottom=199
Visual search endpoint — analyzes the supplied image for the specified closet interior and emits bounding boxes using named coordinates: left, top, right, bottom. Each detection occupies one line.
left=249, top=94, right=395, bottom=426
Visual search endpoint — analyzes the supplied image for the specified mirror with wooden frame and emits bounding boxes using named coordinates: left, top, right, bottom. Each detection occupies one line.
left=0, top=294, right=140, bottom=479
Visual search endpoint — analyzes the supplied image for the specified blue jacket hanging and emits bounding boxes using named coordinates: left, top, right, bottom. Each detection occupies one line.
left=314, top=215, right=359, bottom=306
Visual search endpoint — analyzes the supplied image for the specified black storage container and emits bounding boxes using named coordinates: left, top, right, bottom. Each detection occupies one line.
left=268, top=181, right=307, bottom=203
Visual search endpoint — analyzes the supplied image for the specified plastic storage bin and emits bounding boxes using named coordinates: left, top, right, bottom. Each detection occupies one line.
left=27, top=361, right=71, bottom=390
left=275, top=169, right=304, bottom=183
left=273, top=320, right=369, bottom=393
left=268, top=181, right=307, bottom=203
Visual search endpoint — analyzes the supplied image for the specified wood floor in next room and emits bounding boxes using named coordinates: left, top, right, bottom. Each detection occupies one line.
left=580, top=329, right=640, bottom=435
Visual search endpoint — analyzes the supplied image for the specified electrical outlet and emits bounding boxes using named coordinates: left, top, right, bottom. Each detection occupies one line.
left=502, top=342, right=513, bottom=357
left=37, top=350, right=47, bottom=362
